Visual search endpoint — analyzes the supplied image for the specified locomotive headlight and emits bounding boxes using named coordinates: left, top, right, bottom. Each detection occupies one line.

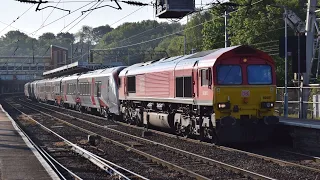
left=261, top=102, right=274, bottom=108
left=217, top=102, right=231, bottom=109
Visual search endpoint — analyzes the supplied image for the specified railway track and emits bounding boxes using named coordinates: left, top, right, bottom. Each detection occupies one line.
left=3, top=100, right=149, bottom=180
left=8, top=97, right=277, bottom=180
left=9, top=113, right=83, bottom=180
left=234, top=144, right=320, bottom=170
left=9, top=97, right=320, bottom=179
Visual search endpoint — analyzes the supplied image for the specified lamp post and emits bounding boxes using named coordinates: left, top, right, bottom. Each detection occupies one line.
left=225, top=9, right=229, bottom=48
left=284, top=7, right=288, bottom=117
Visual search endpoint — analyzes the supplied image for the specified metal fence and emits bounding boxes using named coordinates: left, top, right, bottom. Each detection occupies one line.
left=276, top=86, right=320, bottom=119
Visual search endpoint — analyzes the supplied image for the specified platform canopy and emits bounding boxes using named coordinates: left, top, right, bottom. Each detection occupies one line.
left=43, top=61, right=123, bottom=78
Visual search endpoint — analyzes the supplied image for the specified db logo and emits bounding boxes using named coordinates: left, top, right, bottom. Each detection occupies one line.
left=241, top=90, right=250, bottom=97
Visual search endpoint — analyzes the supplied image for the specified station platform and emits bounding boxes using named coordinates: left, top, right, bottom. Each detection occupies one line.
left=0, top=105, right=59, bottom=180
left=279, top=117, right=320, bottom=129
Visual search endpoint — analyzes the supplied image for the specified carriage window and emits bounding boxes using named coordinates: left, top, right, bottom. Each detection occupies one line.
left=217, top=65, right=242, bottom=85
left=247, top=65, right=272, bottom=84
left=79, top=83, right=90, bottom=96
left=66, top=83, right=76, bottom=95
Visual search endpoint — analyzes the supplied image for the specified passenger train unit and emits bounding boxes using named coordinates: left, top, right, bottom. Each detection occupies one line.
left=24, top=45, right=279, bottom=144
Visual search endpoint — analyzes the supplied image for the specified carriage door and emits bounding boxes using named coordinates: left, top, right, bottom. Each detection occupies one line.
left=192, top=61, right=199, bottom=98
left=106, top=77, right=109, bottom=103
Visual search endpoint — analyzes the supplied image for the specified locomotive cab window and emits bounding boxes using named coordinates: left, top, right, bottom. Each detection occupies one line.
left=217, top=65, right=242, bottom=85
left=200, top=68, right=212, bottom=86
left=201, top=69, right=208, bottom=86
left=247, top=65, right=272, bottom=84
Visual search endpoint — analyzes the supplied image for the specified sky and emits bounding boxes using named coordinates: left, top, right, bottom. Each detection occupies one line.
left=0, top=0, right=215, bottom=38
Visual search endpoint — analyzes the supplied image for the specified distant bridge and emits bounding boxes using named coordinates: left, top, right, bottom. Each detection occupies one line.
left=0, top=56, right=52, bottom=93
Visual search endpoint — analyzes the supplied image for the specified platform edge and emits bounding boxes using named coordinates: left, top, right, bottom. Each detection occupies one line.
left=0, top=104, right=60, bottom=180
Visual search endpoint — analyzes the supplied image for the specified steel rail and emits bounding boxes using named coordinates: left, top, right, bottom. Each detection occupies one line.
left=280, top=149, right=320, bottom=163
left=20, top=98, right=320, bottom=174
left=15, top=100, right=211, bottom=180
left=18, top=99, right=275, bottom=180
left=6, top=100, right=147, bottom=180
left=216, top=146, right=320, bottom=173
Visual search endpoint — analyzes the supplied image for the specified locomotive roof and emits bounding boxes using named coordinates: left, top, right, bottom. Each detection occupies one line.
left=120, top=45, right=273, bottom=76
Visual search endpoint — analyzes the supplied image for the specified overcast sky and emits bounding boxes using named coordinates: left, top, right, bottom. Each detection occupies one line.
left=0, top=0, right=215, bottom=38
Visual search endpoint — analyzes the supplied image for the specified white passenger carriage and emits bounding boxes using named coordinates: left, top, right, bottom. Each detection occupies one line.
left=61, top=74, right=79, bottom=108
left=77, top=66, right=126, bottom=116
left=24, top=82, right=30, bottom=98
left=30, top=80, right=39, bottom=99
left=36, top=79, right=47, bottom=102
left=45, top=79, right=55, bottom=103
left=52, top=77, right=65, bottom=105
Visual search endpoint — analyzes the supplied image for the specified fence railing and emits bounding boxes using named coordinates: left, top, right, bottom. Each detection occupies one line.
left=276, top=86, right=320, bottom=119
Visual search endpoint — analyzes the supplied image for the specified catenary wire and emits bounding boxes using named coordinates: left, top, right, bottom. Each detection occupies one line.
left=93, top=0, right=264, bottom=51
left=30, top=0, right=97, bottom=35
left=59, top=0, right=102, bottom=33
left=0, top=4, right=35, bottom=34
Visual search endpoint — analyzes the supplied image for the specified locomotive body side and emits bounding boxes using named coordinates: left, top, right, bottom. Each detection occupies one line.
left=119, top=45, right=279, bottom=143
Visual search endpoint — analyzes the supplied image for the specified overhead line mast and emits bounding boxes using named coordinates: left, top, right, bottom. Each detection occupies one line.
left=302, top=0, right=317, bottom=119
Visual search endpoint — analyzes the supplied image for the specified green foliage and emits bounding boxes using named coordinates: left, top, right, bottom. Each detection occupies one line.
left=92, top=25, right=113, bottom=43
left=184, top=11, right=211, bottom=52
left=155, top=36, right=184, bottom=56
left=202, top=8, right=225, bottom=50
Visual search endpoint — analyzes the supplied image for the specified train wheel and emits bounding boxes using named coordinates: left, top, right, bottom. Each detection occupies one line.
left=211, top=130, right=219, bottom=145
left=123, top=108, right=134, bottom=124
left=103, top=109, right=108, bottom=118
left=76, top=104, right=82, bottom=113
left=201, top=127, right=219, bottom=145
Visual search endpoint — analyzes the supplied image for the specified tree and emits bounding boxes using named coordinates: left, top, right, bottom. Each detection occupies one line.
left=57, top=32, right=75, bottom=44
left=39, top=32, right=56, bottom=42
left=155, top=36, right=185, bottom=57
left=92, top=25, right=113, bottom=43
left=202, top=8, right=225, bottom=50
left=184, top=11, right=211, bottom=52
left=3, top=30, right=29, bottom=42
left=76, top=25, right=93, bottom=43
